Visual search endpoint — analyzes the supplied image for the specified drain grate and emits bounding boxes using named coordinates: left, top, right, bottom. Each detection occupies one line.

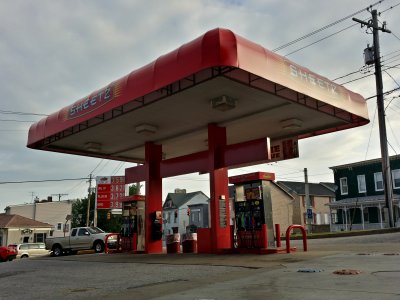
left=298, top=268, right=323, bottom=273
left=383, top=253, right=400, bottom=256
left=333, top=269, right=361, bottom=275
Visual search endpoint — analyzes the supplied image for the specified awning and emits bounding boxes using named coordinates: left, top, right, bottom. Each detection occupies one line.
left=27, top=28, right=369, bottom=163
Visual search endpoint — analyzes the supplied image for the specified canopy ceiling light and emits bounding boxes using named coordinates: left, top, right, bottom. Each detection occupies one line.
left=136, top=123, right=158, bottom=135
left=84, top=142, right=102, bottom=152
left=211, top=95, right=236, bottom=111
left=280, top=118, right=303, bottom=130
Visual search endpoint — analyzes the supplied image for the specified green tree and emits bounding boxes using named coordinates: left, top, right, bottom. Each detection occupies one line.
left=129, top=183, right=141, bottom=195
left=71, top=183, right=142, bottom=233
left=71, top=193, right=95, bottom=228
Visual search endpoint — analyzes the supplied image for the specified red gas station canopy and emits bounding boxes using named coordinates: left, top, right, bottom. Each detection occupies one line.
left=27, top=28, right=369, bottom=163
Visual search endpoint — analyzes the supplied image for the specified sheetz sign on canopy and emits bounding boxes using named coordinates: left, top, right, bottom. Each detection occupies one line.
left=27, top=28, right=369, bottom=254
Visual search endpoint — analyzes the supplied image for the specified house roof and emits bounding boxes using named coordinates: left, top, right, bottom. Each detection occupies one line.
left=328, top=195, right=400, bottom=208
left=0, top=214, right=53, bottom=228
left=163, top=191, right=208, bottom=209
left=276, top=181, right=335, bottom=197
left=330, top=154, right=400, bottom=170
left=319, top=182, right=337, bottom=192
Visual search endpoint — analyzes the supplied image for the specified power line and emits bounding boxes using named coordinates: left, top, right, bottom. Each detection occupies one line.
left=272, top=0, right=384, bottom=52
left=283, top=23, right=358, bottom=57
left=0, top=177, right=89, bottom=185
left=386, top=115, right=400, bottom=153
left=338, top=62, right=400, bottom=85
left=383, top=69, right=400, bottom=88
left=385, top=95, right=400, bottom=111
left=0, top=110, right=48, bottom=117
left=90, top=159, right=105, bottom=175
left=365, top=87, right=400, bottom=100
left=0, top=119, right=36, bottom=123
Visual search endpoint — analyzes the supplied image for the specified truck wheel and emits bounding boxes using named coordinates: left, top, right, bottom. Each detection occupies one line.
left=52, top=245, right=63, bottom=257
left=94, top=241, right=104, bottom=253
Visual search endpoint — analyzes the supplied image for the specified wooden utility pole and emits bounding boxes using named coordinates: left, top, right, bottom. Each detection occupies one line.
left=304, top=168, right=312, bottom=233
left=86, top=173, right=93, bottom=226
left=51, top=193, right=68, bottom=201
left=353, top=10, right=395, bottom=227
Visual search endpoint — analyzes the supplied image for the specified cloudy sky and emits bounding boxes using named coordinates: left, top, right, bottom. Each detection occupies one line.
left=1, top=0, right=400, bottom=209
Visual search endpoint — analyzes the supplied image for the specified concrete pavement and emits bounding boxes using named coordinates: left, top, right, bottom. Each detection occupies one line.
left=0, top=231, right=399, bottom=299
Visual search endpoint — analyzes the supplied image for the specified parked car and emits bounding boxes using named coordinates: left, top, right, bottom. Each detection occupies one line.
left=0, top=246, right=17, bottom=262
left=45, top=226, right=117, bottom=256
left=8, top=243, right=50, bottom=259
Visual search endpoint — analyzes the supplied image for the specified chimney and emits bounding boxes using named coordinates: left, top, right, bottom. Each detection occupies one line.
left=174, top=188, right=186, bottom=194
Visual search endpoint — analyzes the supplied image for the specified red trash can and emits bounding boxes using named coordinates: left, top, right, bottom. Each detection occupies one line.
left=166, top=233, right=181, bottom=254
left=182, top=233, right=197, bottom=253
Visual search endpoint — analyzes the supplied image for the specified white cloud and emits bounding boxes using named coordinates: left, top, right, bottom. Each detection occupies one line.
left=1, top=0, right=399, bottom=209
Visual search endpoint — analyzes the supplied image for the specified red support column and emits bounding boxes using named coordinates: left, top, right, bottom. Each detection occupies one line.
left=144, top=142, right=163, bottom=254
left=208, top=124, right=231, bottom=252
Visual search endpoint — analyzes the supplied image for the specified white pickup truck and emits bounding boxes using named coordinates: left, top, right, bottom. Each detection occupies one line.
left=45, top=226, right=116, bottom=256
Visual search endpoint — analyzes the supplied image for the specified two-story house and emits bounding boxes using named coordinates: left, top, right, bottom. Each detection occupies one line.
left=328, top=155, right=400, bottom=231
left=276, top=181, right=335, bottom=232
left=4, top=198, right=73, bottom=238
left=162, top=190, right=209, bottom=236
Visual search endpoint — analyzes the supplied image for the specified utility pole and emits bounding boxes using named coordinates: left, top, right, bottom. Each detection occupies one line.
left=86, top=173, right=93, bottom=226
left=353, top=10, right=395, bottom=227
left=51, top=193, right=68, bottom=201
left=304, top=168, right=312, bottom=233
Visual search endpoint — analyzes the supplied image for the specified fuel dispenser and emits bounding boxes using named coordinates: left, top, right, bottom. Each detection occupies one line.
left=120, top=195, right=145, bottom=252
left=229, top=172, right=276, bottom=250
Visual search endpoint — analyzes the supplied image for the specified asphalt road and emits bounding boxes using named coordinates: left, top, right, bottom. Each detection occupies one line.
left=1, top=232, right=399, bottom=300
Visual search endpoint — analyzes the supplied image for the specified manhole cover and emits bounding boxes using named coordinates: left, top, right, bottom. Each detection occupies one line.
left=298, top=268, right=323, bottom=273
left=333, top=269, right=361, bottom=275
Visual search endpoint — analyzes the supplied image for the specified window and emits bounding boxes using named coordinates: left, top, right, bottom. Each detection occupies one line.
left=374, top=172, right=383, bottom=191
left=357, top=175, right=366, bottom=193
left=71, top=228, right=77, bottom=237
left=167, top=212, right=171, bottom=223
left=340, top=178, right=348, bottom=195
left=78, top=228, right=89, bottom=236
left=34, top=233, right=45, bottom=243
left=331, top=213, right=338, bottom=224
left=56, top=223, right=62, bottom=231
left=20, top=244, right=29, bottom=250
left=392, top=169, right=400, bottom=189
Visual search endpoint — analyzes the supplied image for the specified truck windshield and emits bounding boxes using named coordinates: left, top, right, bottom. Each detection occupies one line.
left=88, top=227, right=105, bottom=234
